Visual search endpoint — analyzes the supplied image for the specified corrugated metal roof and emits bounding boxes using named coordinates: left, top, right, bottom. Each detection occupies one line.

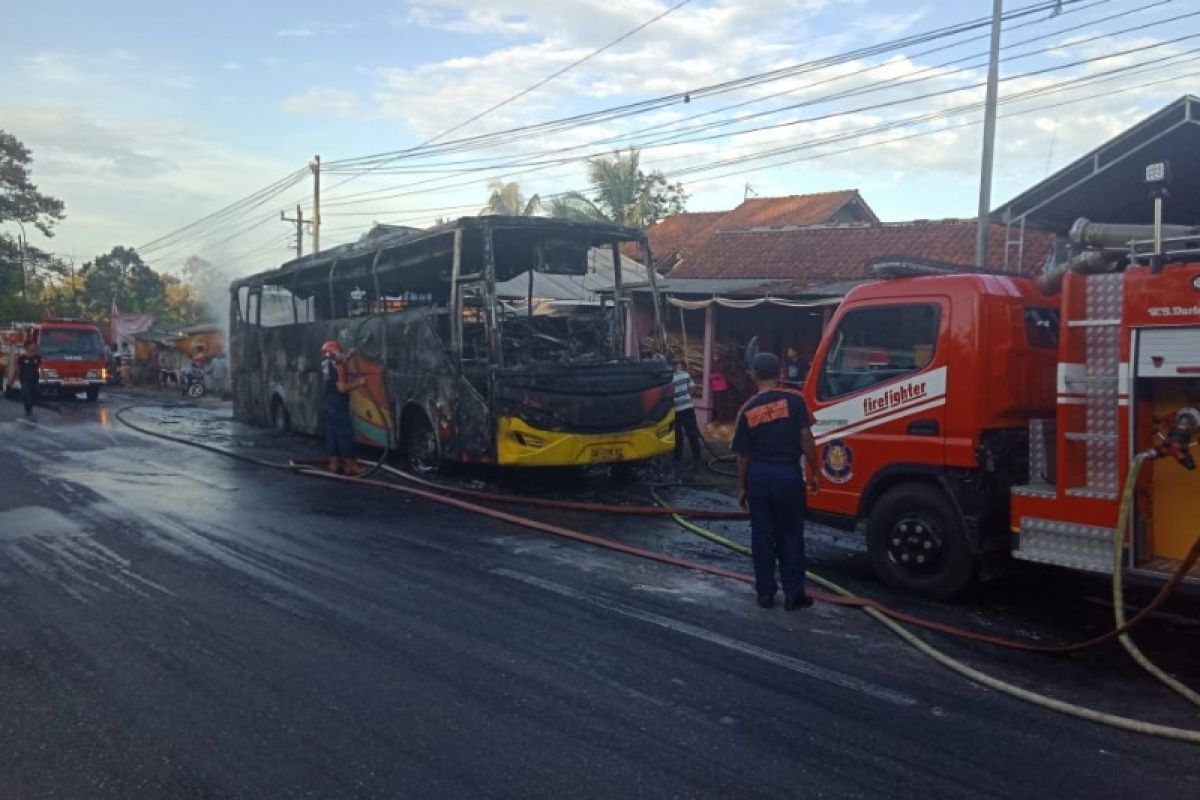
left=494, top=248, right=649, bottom=301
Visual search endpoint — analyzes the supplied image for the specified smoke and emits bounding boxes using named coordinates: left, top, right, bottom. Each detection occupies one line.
left=182, top=255, right=234, bottom=349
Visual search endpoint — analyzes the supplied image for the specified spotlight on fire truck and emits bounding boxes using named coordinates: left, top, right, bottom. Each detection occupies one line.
left=1144, top=159, right=1172, bottom=272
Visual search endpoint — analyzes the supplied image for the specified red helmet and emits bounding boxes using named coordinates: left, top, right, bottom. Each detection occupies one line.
left=320, top=340, right=342, bottom=357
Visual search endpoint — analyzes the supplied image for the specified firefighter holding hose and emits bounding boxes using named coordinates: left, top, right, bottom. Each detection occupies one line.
left=733, top=351, right=821, bottom=610
left=321, top=340, right=365, bottom=475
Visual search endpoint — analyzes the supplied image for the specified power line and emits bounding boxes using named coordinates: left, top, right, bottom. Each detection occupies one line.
left=313, top=25, right=1200, bottom=212
left=321, top=0, right=1082, bottom=197
left=319, top=0, right=1179, bottom=202
left=321, top=0, right=699, bottom=196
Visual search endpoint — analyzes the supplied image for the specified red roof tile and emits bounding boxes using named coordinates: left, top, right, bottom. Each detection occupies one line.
left=643, top=190, right=877, bottom=270
left=669, top=220, right=1053, bottom=287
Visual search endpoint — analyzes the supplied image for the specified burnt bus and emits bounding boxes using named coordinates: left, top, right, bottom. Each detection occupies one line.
left=229, top=216, right=675, bottom=469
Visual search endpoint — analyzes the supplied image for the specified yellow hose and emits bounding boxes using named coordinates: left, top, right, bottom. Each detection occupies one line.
left=1112, top=452, right=1200, bottom=707
left=653, top=487, right=1200, bottom=745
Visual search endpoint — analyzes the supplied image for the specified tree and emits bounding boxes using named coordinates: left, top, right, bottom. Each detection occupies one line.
left=549, top=147, right=687, bottom=230
left=0, top=130, right=66, bottom=318
left=80, top=246, right=164, bottom=317
left=0, top=130, right=65, bottom=237
left=481, top=179, right=541, bottom=216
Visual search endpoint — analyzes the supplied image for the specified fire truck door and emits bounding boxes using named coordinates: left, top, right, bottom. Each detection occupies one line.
left=807, top=300, right=949, bottom=517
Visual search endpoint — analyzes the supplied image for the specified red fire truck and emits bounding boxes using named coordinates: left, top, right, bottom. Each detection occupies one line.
left=802, top=220, right=1200, bottom=598
left=1, top=318, right=109, bottom=402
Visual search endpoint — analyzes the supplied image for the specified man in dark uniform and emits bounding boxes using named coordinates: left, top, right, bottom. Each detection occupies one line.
left=17, top=340, right=42, bottom=420
left=321, top=340, right=365, bottom=475
left=732, top=351, right=820, bottom=610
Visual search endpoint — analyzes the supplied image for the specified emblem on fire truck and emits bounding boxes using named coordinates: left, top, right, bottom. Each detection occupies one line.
left=821, top=439, right=854, bottom=484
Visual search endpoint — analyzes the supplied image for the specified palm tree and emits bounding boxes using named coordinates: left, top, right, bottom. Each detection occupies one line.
left=482, top=180, right=541, bottom=216
left=547, top=148, right=651, bottom=228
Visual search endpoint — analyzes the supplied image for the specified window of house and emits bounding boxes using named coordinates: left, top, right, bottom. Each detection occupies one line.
left=818, top=304, right=940, bottom=400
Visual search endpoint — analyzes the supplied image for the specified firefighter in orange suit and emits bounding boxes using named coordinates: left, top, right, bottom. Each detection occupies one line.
left=321, top=340, right=365, bottom=474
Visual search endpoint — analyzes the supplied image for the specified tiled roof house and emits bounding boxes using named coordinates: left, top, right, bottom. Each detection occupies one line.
left=668, top=220, right=1054, bottom=290
left=644, top=190, right=878, bottom=272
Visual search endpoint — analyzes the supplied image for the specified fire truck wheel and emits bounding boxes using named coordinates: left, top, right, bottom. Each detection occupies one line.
left=86, top=386, right=100, bottom=403
left=867, top=483, right=974, bottom=600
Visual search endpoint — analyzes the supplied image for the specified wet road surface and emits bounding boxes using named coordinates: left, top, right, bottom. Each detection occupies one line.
left=1, top=390, right=1198, bottom=799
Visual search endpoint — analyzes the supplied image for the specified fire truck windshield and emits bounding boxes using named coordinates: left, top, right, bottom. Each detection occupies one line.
left=40, top=329, right=105, bottom=360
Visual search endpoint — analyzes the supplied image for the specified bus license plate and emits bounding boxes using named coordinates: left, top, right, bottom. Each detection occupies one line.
left=589, top=445, right=625, bottom=463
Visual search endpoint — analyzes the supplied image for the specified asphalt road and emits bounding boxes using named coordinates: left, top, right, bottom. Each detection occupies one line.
left=1, top=390, right=1198, bottom=799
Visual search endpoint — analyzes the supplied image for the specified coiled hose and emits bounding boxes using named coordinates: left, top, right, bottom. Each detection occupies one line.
left=647, top=485, right=1200, bottom=745
left=1113, top=452, right=1200, bottom=707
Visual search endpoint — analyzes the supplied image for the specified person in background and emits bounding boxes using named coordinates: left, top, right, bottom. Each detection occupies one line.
left=118, top=344, right=133, bottom=387
left=16, top=340, right=41, bottom=420
left=147, top=344, right=161, bottom=387
left=732, top=352, right=820, bottom=611
left=672, top=359, right=703, bottom=463
left=321, top=340, right=366, bottom=475
left=784, top=345, right=809, bottom=386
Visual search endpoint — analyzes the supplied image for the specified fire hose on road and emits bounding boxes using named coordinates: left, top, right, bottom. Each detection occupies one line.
left=114, top=403, right=1200, bottom=745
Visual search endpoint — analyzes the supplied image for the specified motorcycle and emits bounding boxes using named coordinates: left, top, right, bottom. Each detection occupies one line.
left=182, top=365, right=206, bottom=398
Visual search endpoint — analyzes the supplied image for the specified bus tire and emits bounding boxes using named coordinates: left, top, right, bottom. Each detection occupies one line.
left=866, top=483, right=975, bottom=600
left=271, top=397, right=291, bottom=432
left=401, top=408, right=440, bottom=474
left=86, top=386, right=100, bottom=403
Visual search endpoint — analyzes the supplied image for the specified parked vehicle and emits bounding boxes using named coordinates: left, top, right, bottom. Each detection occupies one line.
left=802, top=218, right=1200, bottom=598
left=2, top=318, right=108, bottom=402
left=230, top=216, right=674, bottom=470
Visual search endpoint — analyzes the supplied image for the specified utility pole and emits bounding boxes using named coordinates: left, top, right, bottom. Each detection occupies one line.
left=975, top=0, right=1004, bottom=268
left=280, top=204, right=305, bottom=259
left=310, top=154, right=321, bottom=255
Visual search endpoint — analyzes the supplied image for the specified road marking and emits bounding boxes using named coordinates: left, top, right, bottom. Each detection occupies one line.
left=491, top=568, right=917, bottom=707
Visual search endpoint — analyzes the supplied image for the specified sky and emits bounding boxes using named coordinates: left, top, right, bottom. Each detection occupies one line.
left=2, top=0, right=1197, bottom=278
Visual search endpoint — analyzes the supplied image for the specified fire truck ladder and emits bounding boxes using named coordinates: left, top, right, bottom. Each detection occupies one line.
left=1014, top=272, right=1124, bottom=573
left=1064, top=272, right=1123, bottom=500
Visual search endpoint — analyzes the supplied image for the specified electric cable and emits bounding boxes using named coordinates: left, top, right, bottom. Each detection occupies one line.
left=321, top=0, right=699, bottom=195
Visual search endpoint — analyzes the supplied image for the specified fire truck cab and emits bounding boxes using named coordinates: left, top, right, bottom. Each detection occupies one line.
left=803, top=273, right=1058, bottom=598
left=803, top=224, right=1200, bottom=598
left=2, top=318, right=108, bottom=403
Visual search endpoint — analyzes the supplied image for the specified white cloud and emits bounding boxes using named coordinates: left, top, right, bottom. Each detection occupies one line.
left=1, top=105, right=297, bottom=264
left=221, top=61, right=242, bottom=71
left=276, top=21, right=357, bottom=38
left=283, top=87, right=360, bottom=116
left=109, top=49, right=139, bottom=63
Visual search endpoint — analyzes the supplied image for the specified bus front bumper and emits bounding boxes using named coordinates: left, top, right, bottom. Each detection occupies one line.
left=496, top=413, right=675, bottom=467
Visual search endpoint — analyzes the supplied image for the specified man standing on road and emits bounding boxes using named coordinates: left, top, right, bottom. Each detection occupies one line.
left=732, top=351, right=820, bottom=610
left=672, top=360, right=703, bottom=464
left=16, top=340, right=42, bottom=420
left=321, top=340, right=366, bottom=475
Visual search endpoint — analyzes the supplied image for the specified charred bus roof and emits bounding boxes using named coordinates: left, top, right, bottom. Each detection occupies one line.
left=231, top=216, right=648, bottom=294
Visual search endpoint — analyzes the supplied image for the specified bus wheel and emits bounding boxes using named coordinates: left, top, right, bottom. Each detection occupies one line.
left=866, top=483, right=975, bottom=600
left=271, top=397, right=291, bottom=432
left=402, top=410, right=440, bottom=474
left=86, top=386, right=100, bottom=403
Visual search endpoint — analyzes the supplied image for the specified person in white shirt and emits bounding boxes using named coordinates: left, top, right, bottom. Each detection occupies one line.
left=672, top=360, right=703, bottom=462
